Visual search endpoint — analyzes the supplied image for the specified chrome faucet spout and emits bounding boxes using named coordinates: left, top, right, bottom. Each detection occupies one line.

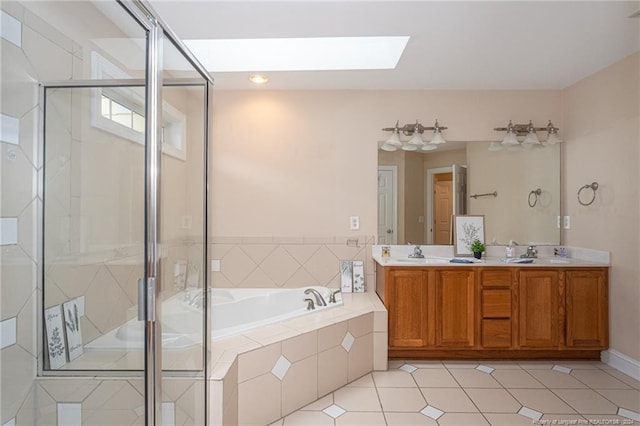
left=304, top=288, right=327, bottom=307
left=408, top=245, right=425, bottom=258
left=520, top=245, right=538, bottom=259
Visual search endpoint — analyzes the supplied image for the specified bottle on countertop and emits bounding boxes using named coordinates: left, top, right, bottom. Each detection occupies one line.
left=505, top=240, right=516, bottom=258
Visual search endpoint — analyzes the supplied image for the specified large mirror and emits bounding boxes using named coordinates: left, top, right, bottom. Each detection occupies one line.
left=378, top=141, right=560, bottom=246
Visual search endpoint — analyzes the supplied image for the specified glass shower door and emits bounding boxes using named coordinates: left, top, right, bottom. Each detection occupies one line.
left=41, top=1, right=212, bottom=424
left=156, top=37, right=210, bottom=425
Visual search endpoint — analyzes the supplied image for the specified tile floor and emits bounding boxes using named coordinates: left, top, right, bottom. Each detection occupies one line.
left=272, top=359, right=640, bottom=425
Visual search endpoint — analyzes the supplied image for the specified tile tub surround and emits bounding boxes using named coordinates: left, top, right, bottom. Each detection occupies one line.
left=209, top=236, right=376, bottom=290
left=207, top=292, right=388, bottom=426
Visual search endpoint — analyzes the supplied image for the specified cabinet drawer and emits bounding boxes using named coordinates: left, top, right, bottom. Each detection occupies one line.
left=481, top=270, right=512, bottom=287
left=482, top=289, right=511, bottom=318
left=482, top=319, right=511, bottom=348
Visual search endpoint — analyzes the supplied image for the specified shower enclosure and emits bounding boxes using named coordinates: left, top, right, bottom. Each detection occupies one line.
left=40, top=1, right=212, bottom=423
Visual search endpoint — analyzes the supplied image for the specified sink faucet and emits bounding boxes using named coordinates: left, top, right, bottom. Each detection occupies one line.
left=521, top=245, right=538, bottom=258
left=304, top=288, right=327, bottom=307
left=408, top=245, right=425, bottom=258
left=329, top=289, right=341, bottom=304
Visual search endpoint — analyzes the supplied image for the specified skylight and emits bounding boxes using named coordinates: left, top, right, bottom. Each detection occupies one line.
left=183, top=36, right=409, bottom=72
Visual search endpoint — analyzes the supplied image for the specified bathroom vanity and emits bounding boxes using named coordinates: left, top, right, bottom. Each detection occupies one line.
left=375, top=255, right=609, bottom=360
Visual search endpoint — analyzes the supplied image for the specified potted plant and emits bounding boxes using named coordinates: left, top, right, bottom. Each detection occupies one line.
left=471, top=239, right=485, bottom=259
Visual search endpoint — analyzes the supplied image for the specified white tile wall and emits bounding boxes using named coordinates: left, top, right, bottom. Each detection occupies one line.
left=0, top=218, right=18, bottom=245
left=1, top=114, right=20, bottom=145
left=162, top=402, right=175, bottom=426
left=271, top=355, right=291, bottom=381
left=0, top=317, right=17, bottom=349
left=57, top=403, right=82, bottom=425
left=0, top=10, right=21, bottom=47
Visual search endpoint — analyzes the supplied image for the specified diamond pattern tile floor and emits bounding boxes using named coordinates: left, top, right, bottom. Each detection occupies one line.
left=273, top=360, right=640, bottom=425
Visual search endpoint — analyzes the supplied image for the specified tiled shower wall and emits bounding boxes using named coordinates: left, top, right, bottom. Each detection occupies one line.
left=1, top=2, right=75, bottom=423
left=210, top=236, right=375, bottom=290
left=1, top=3, right=205, bottom=424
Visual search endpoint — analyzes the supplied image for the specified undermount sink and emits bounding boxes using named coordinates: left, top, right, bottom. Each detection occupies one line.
left=393, top=257, right=450, bottom=264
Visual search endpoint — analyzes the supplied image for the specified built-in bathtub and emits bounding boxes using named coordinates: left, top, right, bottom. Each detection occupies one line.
left=84, top=286, right=342, bottom=351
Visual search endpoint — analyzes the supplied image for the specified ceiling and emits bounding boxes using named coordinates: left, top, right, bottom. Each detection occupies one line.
left=149, top=1, right=640, bottom=91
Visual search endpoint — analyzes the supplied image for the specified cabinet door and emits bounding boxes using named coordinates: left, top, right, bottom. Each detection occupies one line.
left=518, top=270, right=559, bottom=348
left=388, top=270, right=429, bottom=348
left=565, top=269, right=608, bottom=348
left=434, top=269, right=476, bottom=348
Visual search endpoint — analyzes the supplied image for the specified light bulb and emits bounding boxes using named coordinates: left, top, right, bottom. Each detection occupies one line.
left=385, top=131, right=402, bottom=147
left=407, top=131, right=424, bottom=146
left=546, top=132, right=561, bottom=145
left=430, top=130, right=446, bottom=145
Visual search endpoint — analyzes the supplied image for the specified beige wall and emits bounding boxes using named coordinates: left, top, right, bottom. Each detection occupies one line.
left=378, top=150, right=405, bottom=243
left=561, top=53, right=640, bottom=361
left=211, top=90, right=561, bottom=239
left=404, top=152, right=424, bottom=244
left=467, top=142, right=560, bottom=245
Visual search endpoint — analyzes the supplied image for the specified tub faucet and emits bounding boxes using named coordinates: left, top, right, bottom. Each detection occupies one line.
left=185, top=290, right=205, bottom=308
left=408, top=245, right=425, bottom=258
left=304, top=288, right=327, bottom=307
left=329, top=289, right=341, bottom=304
left=304, top=298, right=315, bottom=310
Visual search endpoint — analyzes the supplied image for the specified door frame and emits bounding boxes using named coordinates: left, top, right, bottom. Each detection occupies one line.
left=378, top=165, right=398, bottom=244
left=426, top=166, right=453, bottom=244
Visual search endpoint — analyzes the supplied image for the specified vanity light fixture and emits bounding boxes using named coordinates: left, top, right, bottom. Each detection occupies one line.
left=380, top=119, right=448, bottom=152
left=493, top=120, right=561, bottom=149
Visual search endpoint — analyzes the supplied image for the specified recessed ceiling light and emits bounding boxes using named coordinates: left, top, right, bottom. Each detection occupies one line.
left=184, top=36, right=409, bottom=72
left=248, top=74, right=269, bottom=84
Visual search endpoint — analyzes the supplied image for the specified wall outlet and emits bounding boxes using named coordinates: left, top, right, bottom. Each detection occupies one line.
left=349, top=216, right=360, bottom=230
left=557, top=216, right=561, bottom=229
left=563, top=215, right=571, bottom=229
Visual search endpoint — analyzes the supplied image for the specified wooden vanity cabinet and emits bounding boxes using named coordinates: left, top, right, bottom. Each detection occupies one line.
left=434, top=269, right=476, bottom=348
left=565, top=269, right=608, bottom=348
left=479, top=269, right=514, bottom=349
left=386, top=269, right=429, bottom=348
left=517, top=269, right=560, bottom=349
left=377, top=263, right=609, bottom=359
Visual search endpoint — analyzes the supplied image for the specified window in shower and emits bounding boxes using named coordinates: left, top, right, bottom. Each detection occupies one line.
left=92, top=51, right=187, bottom=160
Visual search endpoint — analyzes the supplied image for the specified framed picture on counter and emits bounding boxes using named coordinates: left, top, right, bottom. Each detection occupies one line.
left=453, top=215, right=485, bottom=256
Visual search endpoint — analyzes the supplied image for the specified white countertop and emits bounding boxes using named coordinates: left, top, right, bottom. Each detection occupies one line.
left=372, top=245, right=610, bottom=268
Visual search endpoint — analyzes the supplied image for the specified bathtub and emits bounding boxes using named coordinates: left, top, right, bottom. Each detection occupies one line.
left=84, top=286, right=341, bottom=351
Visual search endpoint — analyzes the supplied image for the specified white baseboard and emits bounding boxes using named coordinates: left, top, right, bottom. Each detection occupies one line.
left=601, top=349, right=640, bottom=381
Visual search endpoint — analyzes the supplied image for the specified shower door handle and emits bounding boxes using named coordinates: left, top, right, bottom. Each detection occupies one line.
left=137, top=277, right=157, bottom=321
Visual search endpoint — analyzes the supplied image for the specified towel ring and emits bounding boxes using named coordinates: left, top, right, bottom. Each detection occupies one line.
left=577, top=182, right=598, bottom=206
left=528, top=188, right=542, bottom=208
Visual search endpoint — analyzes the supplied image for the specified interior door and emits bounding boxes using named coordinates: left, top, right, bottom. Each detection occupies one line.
left=452, top=164, right=468, bottom=215
left=433, top=173, right=453, bottom=245
left=378, top=167, right=397, bottom=244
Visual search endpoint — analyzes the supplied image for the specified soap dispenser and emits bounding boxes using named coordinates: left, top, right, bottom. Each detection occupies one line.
left=505, top=241, right=515, bottom=258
